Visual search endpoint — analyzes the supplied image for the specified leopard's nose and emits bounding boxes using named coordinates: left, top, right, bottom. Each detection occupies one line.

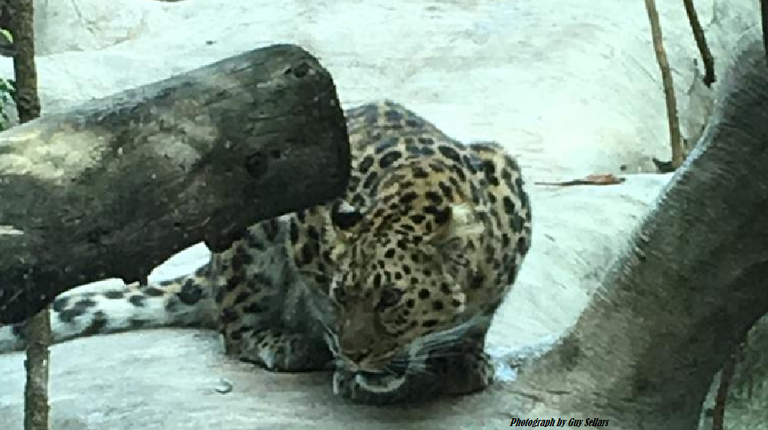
left=344, top=349, right=371, bottom=363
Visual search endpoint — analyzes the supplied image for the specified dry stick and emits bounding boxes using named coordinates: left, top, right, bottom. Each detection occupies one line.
left=9, top=1, right=49, bottom=430
left=644, top=0, right=685, bottom=169
left=682, top=0, right=716, bottom=87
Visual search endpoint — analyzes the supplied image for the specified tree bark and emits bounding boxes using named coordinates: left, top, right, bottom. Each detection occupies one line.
left=506, top=37, right=768, bottom=429
left=0, top=43, right=350, bottom=325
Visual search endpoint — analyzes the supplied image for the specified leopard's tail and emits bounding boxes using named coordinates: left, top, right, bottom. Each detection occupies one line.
left=0, top=264, right=217, bottom=353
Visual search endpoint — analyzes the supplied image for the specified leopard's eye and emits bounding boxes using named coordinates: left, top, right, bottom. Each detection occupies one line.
left=331, top=200, right=363, bottom=230
left=377, top=287, right=404, bottom=310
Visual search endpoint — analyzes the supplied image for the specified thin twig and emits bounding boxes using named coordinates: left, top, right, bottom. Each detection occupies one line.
left=682, top=0, right=716, bottom=87
left=644, top=0, right=685, bottom=169
left=711, top=342, right=742, bottom=430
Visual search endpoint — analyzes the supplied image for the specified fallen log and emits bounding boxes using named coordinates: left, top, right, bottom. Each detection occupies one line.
left=0, top=43, right=350, bottom=325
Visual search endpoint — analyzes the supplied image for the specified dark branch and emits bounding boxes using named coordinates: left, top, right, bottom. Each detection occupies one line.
left=683, top=0, right=716, bottom=87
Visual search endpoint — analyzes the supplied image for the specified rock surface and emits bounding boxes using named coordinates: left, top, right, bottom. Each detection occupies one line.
left=0, top=0, right=761, bottom=429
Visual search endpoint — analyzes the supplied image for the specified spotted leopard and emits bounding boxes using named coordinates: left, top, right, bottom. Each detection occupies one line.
left=0, top=100, right=532, bottom=404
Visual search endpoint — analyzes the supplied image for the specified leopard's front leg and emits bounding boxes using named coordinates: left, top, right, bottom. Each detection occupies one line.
left=215, top=218, right=334, bottom=372
left=236, top=328, right=334, bottom=372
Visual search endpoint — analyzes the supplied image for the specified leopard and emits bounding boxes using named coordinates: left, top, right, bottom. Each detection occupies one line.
left=0, top=100, right=532, bottom=405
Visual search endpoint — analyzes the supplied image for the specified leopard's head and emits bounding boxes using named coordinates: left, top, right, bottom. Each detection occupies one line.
left=323, top=160, right=486, bottom=375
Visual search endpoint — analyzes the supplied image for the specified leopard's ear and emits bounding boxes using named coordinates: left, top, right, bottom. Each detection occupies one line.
left=328, top=201, right=364, bottom=266
left=330, top=200, right=364, bottom=244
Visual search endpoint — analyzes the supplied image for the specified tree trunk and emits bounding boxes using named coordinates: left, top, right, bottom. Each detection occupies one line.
left=507, top=37, right=768, bottom=429
left=0, top=43, right=350, bottom=325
